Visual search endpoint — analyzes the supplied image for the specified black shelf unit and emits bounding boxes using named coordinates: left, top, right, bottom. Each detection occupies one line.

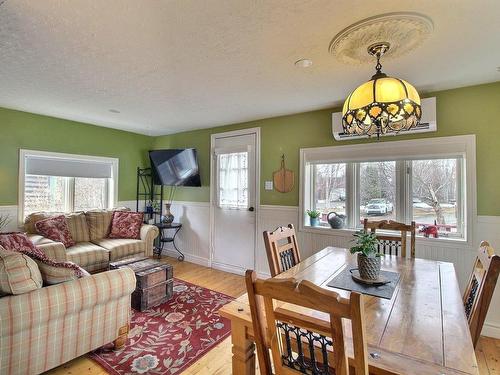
left=136, top=167, right=164, bottom=224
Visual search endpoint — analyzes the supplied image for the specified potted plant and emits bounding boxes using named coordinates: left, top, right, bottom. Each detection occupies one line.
left=306, top=209, right=321, bottom=227
left=349, top=230, right=382, bottom=280
left=151, top=200, right=161, bottom=212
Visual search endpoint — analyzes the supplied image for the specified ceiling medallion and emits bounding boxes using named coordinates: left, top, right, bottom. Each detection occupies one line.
left=329, top=12, right=433, bottom=65
left=341, top=42, right=422, bottom=139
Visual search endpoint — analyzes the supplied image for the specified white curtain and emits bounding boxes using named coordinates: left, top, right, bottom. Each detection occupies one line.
left=218, top=152, right=248, bottom=209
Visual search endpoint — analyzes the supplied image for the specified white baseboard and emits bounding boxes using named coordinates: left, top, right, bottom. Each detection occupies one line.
left=259, top=204, right=299, bottom=212
left=256, top=271, right=271, bottom=279
left=160, top=249, right=210, bottom=267
left=211, top=261, right=247, bottom=276
left=482, top=322, right=500, bottom=339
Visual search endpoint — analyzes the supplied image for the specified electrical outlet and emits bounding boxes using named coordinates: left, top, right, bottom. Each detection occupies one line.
left=264, top=181, right=273, bottom=190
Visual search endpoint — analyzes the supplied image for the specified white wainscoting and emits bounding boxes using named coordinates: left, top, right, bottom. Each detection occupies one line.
left=2, top=202, right=499, bottom=338
left=0, top=205, right=20, bottom=232
left=120, top=200, right=211, bottom=267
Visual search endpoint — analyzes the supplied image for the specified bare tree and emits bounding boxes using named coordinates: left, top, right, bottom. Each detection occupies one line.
left=316, top=164, right=345, bottom=208
left=360, top=161, right=395, bottom=205
left=412, top=159, right=456, bottom=224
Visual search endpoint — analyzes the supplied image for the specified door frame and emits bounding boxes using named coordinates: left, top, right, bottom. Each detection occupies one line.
left=209, top=127, right=261, bottom=273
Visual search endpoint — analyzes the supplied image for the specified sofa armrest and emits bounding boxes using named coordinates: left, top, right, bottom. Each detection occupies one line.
left=37, top=241, right=68, bottom=261
left=27, top=234, right=68, bottom=261
left=140, top=224, right=159, bottom=257
left=0, top=268, right=136, bottom=335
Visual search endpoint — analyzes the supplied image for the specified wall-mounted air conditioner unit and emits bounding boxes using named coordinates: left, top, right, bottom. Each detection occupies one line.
left=332, top=97, right=437, bottom=141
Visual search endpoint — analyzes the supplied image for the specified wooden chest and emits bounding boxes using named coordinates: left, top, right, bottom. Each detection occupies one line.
left=109, top=258, right=174, bottom=311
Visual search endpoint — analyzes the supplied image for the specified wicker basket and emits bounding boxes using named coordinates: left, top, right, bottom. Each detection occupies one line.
left=357, top=253, right=381, bottom=280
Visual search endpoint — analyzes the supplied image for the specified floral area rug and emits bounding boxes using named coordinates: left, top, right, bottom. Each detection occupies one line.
left=90, top=278, right=234, bottom=374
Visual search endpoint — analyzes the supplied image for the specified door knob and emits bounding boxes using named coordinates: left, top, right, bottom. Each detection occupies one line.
left=248, top=207, right=255, bottom=212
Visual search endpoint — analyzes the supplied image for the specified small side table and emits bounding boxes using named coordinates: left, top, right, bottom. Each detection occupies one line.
left=154, top=222, right=184, bottom=261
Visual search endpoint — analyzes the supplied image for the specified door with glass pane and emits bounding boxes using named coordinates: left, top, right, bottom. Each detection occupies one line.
left=212, top=132, right=257, bottom=274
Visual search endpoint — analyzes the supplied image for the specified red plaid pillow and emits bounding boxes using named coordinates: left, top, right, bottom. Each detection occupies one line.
left=35, top=215, right=76, bottom=248
left=0, top=232, right=40, bottom=253
left=109, top=211, right=144, bottom=239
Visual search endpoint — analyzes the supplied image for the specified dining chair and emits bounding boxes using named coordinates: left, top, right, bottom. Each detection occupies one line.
left=463, top=241, right=500, bottom=348
left=245, top=270, right=369, bottom=375
left=363, top=219, right=416, bottom=258
left=263, top=224, right=301, bottom=277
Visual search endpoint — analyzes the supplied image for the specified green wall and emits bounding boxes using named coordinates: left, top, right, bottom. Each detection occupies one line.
left=153, top=81, right=500, bottom=216
left=0, top=108, right=153, bottom=205
left=1, top=81, right=499, bottom=215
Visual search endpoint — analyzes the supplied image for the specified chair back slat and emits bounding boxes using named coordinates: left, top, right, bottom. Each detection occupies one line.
left=364, top=219, right=416, bottom=258
left=246, top=271, right=369, bottom=375
left=264, top=224, right=301, bottom=277
left=463, top=241, right=500, bottom=347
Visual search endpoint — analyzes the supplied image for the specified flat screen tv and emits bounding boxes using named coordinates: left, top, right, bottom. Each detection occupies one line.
left=149, top=149, right=201, bottom=186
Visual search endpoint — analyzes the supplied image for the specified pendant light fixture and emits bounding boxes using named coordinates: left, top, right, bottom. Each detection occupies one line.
left=342, top=42, right=422, bottom=139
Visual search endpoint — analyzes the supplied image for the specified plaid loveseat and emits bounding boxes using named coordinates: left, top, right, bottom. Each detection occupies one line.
left=25, top=210, right=159, bottom=272
left=0, top=267, right=136, bottom=374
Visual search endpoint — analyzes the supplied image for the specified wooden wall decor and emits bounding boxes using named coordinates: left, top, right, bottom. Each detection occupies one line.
left=273, top=154, right=294, bottom=193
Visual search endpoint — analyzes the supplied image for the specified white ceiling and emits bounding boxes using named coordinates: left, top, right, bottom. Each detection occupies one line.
left=0, top=0, right=499, bottom=136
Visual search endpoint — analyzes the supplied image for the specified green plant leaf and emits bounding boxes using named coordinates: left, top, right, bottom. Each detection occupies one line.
left=349, top=230, right=381, bottom=257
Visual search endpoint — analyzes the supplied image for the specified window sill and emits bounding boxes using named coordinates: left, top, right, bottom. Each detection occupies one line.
left=300, top=224, right=470, bottom=249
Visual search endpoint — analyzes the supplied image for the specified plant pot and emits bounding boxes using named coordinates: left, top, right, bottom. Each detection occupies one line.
left=309, top=217, right=319, bottom=227
left=357, top=253, right=381, bottom=280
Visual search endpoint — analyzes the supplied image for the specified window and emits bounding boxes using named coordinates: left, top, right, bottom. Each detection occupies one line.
left=24, top=175, right=68, bottom=214
left=411, top=158, right=461, bottom=236
left=74, top=177, right=109, bottom=211
left=301, top=136, right=475, bottom=242
left=313, top=163, right=347, bottom=222
left=217, top=151, right=248, bottom=209
left=359, top=161, right=396, bottom=223
left=20, top=150, right=118, bottom=220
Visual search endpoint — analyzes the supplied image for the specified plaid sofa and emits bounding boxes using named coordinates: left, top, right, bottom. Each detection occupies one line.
left=25, top=210, right=159, bottom=272
left=0, top=267, right=136, bottom=374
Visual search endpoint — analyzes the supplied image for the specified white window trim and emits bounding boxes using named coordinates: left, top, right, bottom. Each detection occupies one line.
left=299, top=135, right=477, bottom=248
left=18, top=149, right=119, bottom=224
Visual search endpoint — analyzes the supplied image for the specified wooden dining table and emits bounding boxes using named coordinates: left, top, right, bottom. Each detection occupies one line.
left=219, top=247, right=479, bottom=375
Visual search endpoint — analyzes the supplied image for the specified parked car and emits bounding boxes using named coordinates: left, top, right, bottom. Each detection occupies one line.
left=366, top=198, right=393, bottom=215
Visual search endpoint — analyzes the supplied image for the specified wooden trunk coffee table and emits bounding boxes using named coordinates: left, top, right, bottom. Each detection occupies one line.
left=109, top=257, right=173, bottom=311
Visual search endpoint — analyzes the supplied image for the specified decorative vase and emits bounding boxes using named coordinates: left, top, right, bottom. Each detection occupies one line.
left=357, top=253, right=381, bottom=280
left=327, top=212, right=346, bottom=229
left=309, top=217, right=319, bottom=227
left=162, top=203, right=174, bottom=224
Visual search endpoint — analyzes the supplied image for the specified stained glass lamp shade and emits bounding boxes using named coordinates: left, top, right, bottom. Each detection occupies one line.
left=342, top=42, right=422, bottom=139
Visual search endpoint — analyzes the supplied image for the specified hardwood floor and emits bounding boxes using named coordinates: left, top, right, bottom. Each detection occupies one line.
left=47, top=257, right=499, bottom=375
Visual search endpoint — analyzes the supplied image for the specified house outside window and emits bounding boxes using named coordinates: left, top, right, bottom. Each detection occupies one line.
left=19, top=150, right=118, bottom=221
left=300, top=135, right=476, bottom=243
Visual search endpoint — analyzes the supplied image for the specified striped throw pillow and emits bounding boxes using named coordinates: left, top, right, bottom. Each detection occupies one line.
left=65, top=212, right=90, bottom=242
left=0, top=246, right=43, bottom=295
left=85, top=210, right=113, bottom=241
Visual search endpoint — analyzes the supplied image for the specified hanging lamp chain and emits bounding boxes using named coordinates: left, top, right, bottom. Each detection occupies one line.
left=367, top=42, right=390, bottom=76
left=375, top=52, right=383, bottom=74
